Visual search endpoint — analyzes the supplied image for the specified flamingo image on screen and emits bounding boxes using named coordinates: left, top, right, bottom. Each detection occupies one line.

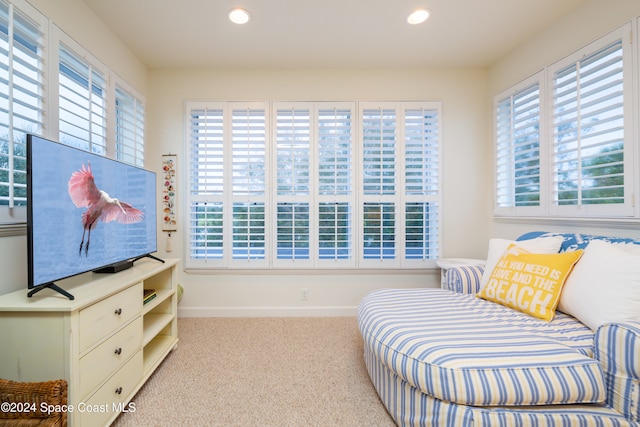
left=68, top=162, right=144, bottom=256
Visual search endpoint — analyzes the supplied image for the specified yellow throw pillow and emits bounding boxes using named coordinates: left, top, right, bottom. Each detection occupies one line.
left=477, top=244, right=583, bottom=321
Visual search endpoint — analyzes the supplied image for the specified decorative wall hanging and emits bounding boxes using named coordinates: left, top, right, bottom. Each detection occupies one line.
left=161, top=154, right=177, bottom=232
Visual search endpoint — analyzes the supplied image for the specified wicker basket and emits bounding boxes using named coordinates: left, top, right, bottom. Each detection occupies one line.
left=0, top=379, right=67, bottom=427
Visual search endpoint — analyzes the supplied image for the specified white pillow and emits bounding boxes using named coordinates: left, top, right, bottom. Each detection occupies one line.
left=558, top=239, right=640, bottom=331
left=480, top=236, right=564, bottom=289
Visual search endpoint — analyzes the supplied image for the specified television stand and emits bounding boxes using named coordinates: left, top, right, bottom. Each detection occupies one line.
left=95, top=254, right=165, bottom=275
left=27, top=282, right=74, bottom=300
left=139, top=253, right=165, bottom=264
left=0, top=259, right=179, bottom=427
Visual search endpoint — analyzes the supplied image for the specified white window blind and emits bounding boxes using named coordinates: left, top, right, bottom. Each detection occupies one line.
left=363, top=202, right=395, bottom=259
left=233, top=202, right=265, bottom=260
left=494, top=74, right=543, bottom=216
left=115, top=84, right=145, bottom=167
left=317, top=104, right=354, bottom=264
left=276, top=107, right=310, bottom=195
left=0, top=7, right=145, bottom=227
left=276, top=202, right=309, bottom=260
left=405, top=202, right=438, bottom=259
left=185, top=101, right=440, bottom=270
left=190, top=202, right=224, bottom=260
left=404, top=107, right=440, bottom=259
left=189, top=107, right=224, bottom=196
left=231, top=105, right=267, bottom=265
left=405, top=108, right=439, bottom=196
left=0, top=0, right=45, bottom=223
left=362, top=108, right=396, bottom=195
left=318, top=202, right=351, bottom=260
left=494, top=24, right=634, bottom=220
left=232, top=107, right=266, bottom=196
left=360, top=102, right=441, bottom=266
left=58, top=43, right=107, bottom=155
left=318, top=107, right=352, bottom=196
left=187, top=105, right=225, bottom=263
left=275, top=105, right=311, bottom=264
left=551, top=26, right=631, bottom=217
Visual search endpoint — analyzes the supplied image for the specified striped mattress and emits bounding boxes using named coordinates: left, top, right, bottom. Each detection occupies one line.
left=358, top=288, right=605, bottom=407
left=364, top=343, right=635, bottom=426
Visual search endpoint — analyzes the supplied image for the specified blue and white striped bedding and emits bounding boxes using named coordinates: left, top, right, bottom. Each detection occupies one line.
left=364, top=343, right=635, bottom=426
left=359, top=288, right=605, bottom=407
left=595, top=322, right=640, bottom=423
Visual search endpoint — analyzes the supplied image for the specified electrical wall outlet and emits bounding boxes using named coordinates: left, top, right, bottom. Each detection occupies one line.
left=300, top=288, right=309, bottom=301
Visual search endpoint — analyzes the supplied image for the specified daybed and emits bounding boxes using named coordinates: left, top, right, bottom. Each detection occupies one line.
left=358, top=232, right=640, bottom=426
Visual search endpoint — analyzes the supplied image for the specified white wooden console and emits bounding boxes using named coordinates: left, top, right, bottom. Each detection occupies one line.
left=0, top=258, right=179, bottom=427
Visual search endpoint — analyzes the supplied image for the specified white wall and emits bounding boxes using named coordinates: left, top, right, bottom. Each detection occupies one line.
left=487, top=0, right=640, bottom=241
left=0, top=0, right=147, bottom=295
left=146, top=68, right=492, bottom=316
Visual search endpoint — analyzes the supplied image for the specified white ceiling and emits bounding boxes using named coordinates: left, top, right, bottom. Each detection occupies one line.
left=82, top=0, right=587, bottom=70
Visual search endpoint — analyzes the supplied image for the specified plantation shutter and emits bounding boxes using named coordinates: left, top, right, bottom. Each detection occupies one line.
left=58, top=44, right=107, bottom=155
left=404, top=106, right=440, bottom=260
left=494, top=77, right=542, bottom=215
left=318, top=107, right=352, bottom=196
left=362, top=107, right=396, bottom=261
left=188, top=106, right=224, bottom=262
left=115, top=84, right=145, bottom=167
left=363, top=108, right=396, bottom=195
left=231, top=105, right=267, bottom=263
left=317, top=104, right=354, bottom=263
left=275, top=105, right=310, bottom=263
left=184, top=101, right=440, bottom=270
left=363, top=202, right=395, bottom=260
left=0, top=0, right=45, bottom=223
left=551, top=29, right=630, bottom=216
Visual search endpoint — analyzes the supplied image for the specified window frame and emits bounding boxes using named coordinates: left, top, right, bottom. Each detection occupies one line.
left=493, top=71, right=547, bottom=217
left=185, top=100, right=442, bottom=271
left=493, top=22, right=636, bottom=220
left=0, top=0, right=47, bottom=226
left=114, top=78, right=145, bottom=167
left=548, top=24, right=634, bottom=218
left=0, top=12, right=146, bottom=229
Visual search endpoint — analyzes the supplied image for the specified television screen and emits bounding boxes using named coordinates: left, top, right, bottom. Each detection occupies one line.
left=27, top=135, right=157, bottom=295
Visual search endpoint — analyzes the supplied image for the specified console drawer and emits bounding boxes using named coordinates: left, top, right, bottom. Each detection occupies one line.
left=79, top=350, right=143, bottom=427
left=79, top=283, right=142, bottom=353
left=78, top=316, right=142, bottom=398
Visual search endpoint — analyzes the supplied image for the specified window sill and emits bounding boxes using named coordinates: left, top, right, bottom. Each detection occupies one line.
left=493, top=215, right=640, bottom=229
left=184, top=267, right=438, bottom=275
left=0, top=223, right=26, bottom=237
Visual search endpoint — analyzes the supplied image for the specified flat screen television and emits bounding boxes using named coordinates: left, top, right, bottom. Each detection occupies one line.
left=26, top=134, right=160, bottom=300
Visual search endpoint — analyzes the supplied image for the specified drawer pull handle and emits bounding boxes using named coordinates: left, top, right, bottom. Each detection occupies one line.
left=115, top=308, right=122, bottom=315
left=115, top=387, right=123, bottom=395
left=115, top=347, right=122, bottom=355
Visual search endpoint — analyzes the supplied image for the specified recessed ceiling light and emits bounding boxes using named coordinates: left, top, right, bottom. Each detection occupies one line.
left=407, top=9, right=430, bottom=25
left=229, top=8, right=251, bottom=25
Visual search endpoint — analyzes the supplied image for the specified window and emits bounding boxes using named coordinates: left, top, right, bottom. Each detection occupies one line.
left=0, top=4, right=145, bottom=228
left=494, top=72, right=544, bottom=216
left=494, top=23, right=634, bottom=219
left=187, top=104, right=224, bottom=263
left=231, top=104, right=268, bottom=265
left=115, top=83, right=145, bottom=167
left=275, top=104, right=310, bottom=265
left=550, top=30, right=631, bottom=217
left=52, top=27, right=146, bottom=168
left=317, top=105, right=354, bottom=264
left=58, top=43, right=107, bottom=155
left=186, top=101, right=441, bottom=270
left=0, top=0, right=45, bottom=224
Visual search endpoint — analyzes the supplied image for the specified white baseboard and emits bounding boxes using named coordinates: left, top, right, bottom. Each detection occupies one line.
left=178, top=306, right=359, bottom=317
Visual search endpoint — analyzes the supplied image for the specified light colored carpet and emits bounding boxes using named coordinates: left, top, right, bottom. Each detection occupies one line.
left=112, top=317, right=395, bottom=426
